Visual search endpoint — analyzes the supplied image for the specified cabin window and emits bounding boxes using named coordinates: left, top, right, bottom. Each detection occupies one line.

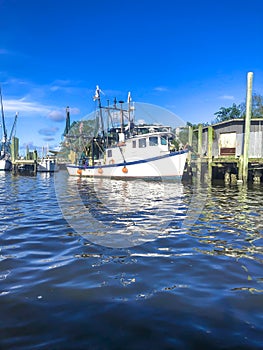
left=161, top=136, right=167, bottom=145
left=149, top=136, right=158, bottom=146
left=139, top=138, right=146, bottom=148
left=132, top=140, right=136, bottom=148
left=107, top=149, right=112, bottom=157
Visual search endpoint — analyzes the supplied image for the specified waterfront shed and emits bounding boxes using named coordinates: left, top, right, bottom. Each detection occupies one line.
left=201, top=118, right=263, bottom=158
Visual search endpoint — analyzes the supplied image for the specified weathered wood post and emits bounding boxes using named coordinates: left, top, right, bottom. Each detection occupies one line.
left=11, top=136, right=19, bottom=162
left=187, top=125, right=193, bottom=163
left=195, top=124, right=202, bottom=180
left=33, top=149, right=38, bottom=174
left=238, top=155, right=243, bottom=182
left=207, top=126, right=213, bottom=181
left=242, top=72, right=253, bottom=183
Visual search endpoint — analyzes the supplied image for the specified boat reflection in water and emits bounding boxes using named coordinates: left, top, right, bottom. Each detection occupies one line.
left=55, top=171, right=195, bottom=248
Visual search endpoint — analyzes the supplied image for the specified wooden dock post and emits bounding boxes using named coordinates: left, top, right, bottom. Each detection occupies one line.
left=242, top=72, right=253, bottom=183
left=187, top=125, right=193, bottom=163
left=196, top=124, right=202, bottom=179
left=238, top=155, right=243, bottom=182
left=33, top=150, right=38, bottom=174
left=11, top=136, right=19, bottom=162
left=207, top=126, right=213, bottom=180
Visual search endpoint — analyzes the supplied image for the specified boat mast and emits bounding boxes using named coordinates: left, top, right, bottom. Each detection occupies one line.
left=119, top=100, right=124, bottom=133
left=0, top=87, right=7, bottom=144
left=94, top=85, right=105, bottom=142
left=127, top=91, right=131, bottom=132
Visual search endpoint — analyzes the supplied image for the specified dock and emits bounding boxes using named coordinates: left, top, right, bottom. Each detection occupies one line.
left=11, top=140, right=38, bottom=175
left=185, top=72, right=263, bottom=184
left=12, top=159, right=38, bottom=175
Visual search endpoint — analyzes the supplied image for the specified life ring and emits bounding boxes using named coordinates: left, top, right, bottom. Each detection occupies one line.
left=109, top=159, right=115, bottom=164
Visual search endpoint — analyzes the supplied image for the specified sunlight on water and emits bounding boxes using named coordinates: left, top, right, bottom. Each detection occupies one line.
left=0, top=172, right=262, bottom=349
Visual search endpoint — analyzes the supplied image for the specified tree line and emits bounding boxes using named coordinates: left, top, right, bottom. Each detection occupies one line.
left=187, top=93, right=263, bottom=128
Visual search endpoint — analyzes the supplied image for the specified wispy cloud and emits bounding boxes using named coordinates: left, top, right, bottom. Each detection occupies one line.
left=50, top=80, right=72, bottom=92
left=38, top=127, right=59, bottom=136
left=4, top=98, right=52, bottom=115
left=153, top=86, right=169, bottom=92
left=219, top=95, right=235, bottom=100
left=47, top=110, right=65, bottom=122
left=42, top=137, right=55, bottom=142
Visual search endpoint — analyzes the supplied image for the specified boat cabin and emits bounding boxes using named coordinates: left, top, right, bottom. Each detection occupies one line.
left=104, top=131, right=173, bottom=165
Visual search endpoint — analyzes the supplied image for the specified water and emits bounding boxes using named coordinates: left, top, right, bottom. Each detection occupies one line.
left=0, top=171, right=262, bottom=349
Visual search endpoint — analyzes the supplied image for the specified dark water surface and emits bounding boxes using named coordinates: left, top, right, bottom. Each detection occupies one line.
left=0, top=171, right=262, bottom=349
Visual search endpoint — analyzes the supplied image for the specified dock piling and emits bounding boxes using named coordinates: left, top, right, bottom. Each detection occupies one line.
left=242, top=72, right=253, bottom=183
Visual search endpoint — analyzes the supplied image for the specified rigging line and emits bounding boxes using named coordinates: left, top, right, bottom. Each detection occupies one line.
left=118, top=145, right=126, bottom=163
left=94, top=140, right=104, bottom=154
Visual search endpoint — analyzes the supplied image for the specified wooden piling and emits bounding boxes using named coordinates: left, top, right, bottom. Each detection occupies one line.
left=11, top=136, right=19, bottom=162
left=242, top=72, right=253, bottom=183
left=207, top=126, right=213, bottom=180
left=196, top=124, right=202, bottom=179
left=187, top=125, right=193, bottom=163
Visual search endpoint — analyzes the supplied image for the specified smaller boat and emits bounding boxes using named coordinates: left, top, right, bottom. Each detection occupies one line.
left=38, top=150, right=59, bottom=172
left=0, top=155, right=12, bottom=171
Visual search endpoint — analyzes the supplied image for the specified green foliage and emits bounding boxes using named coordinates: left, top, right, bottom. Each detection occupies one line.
left=213, top=94, right=263, bottom=124
left=213, top=103, right=241, bottom=123
left=239, top=93, right=263, bottom=118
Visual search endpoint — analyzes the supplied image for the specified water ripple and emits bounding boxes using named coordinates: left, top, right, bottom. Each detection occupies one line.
left=0, top=173, right=262, bottom=349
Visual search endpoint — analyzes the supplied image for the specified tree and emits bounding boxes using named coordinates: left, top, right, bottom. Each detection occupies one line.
left=213, top=103, right=241, bottom=123
left=239, top=93, right=263, bottom=118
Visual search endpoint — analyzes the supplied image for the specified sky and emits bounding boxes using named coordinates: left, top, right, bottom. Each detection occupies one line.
left=1, top=0, right=263, bottom=154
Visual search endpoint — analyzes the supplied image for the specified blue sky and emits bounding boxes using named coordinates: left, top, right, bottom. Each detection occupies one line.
left=1, top=0, right=263, bottom=154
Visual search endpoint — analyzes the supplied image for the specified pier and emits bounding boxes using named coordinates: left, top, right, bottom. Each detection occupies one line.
left=186, top=72, right=263, bottom=184
left=11, top=137, right=38, bottom=175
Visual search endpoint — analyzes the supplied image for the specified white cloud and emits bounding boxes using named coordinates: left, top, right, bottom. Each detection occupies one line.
left=219, top=95, right=235, bottom=100
left=68, top=107, right=80, bottom=115
left=4, top=98, right=52, bottom=115
left=153, top=86, right=169, bottom=92
left=38, top=127, right=59, bottom=136
left=48, top=110, right=64, bottom=122
left=137, top=119, right=146, bottom=124
left=43, top=137, right=55, bottom=142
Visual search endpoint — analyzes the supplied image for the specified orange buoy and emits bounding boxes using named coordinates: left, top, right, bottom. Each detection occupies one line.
left=122, top=166, right=128, bottom=174
left=98, top=168, right=103, bottom=174
left=77, top=169, right=82, bottom=175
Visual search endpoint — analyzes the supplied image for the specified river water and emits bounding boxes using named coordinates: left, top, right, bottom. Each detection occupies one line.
left=0, top=171, right=262, bottom=349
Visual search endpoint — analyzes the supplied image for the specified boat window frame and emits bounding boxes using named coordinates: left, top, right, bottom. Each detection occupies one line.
left=138, top=138, right=147, bottom=148
left=149, top=136, right=158, bottom=146
left=161, top=136, right=167, bottom=145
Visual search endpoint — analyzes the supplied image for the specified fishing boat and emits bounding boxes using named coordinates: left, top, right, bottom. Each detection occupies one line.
left=0, top=155, right=12, bottom=171
left=65, top=86, right=188, bottom=180
left=38, top=149, right=59, bottom=172
left=0, top=87, right=17, bottom=171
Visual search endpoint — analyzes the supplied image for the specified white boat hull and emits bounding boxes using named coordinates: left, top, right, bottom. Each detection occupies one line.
left=66, top=150, right=188, bottom=180
left=38, top=159, right=59, bottom=172
left=0, top=159, right=12, bottom=171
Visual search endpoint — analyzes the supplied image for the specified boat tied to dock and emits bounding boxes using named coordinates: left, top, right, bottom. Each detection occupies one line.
left=65, top=86, right=188, bottom=180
